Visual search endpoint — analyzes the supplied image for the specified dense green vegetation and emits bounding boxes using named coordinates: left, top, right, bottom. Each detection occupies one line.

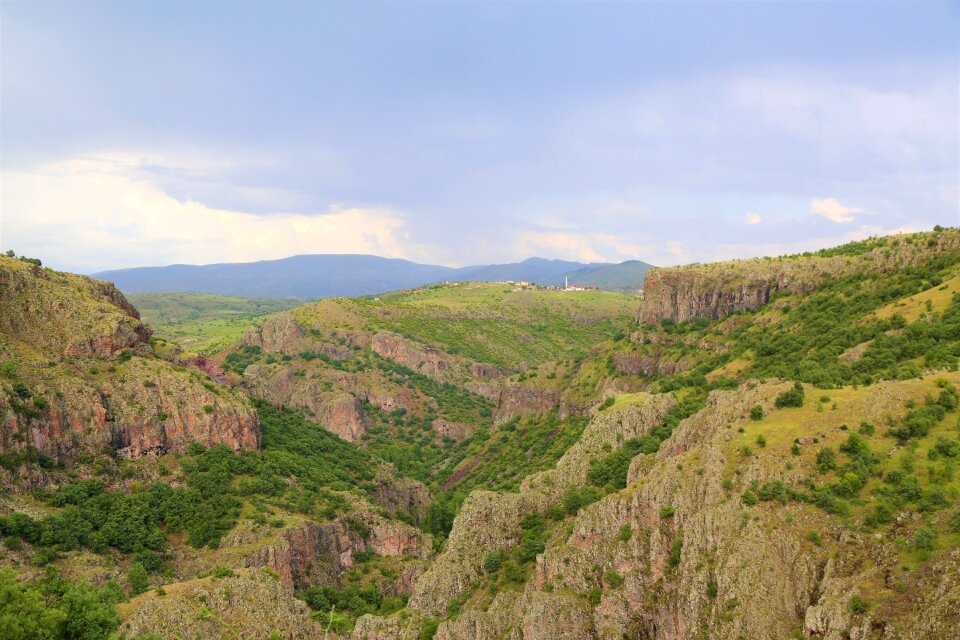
left=0, top=402, right=380, bottom=569
left=419, top=411, right=590, bottom=540
left=649, top=243, right=960, bottom=390
left=0, top=568, right=121, bottom=640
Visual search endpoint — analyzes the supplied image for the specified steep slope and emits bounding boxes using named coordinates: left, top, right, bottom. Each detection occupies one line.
left=363, top=376, right=959, bottom=640
left=640, top=229, right=960, bottom=324
left=346, top=228, right=960, bottom=640
left=0, top=255, right=259, bottom=466
left=0, top=255, right=437, bottom=639
left=218, top=283, right=639, bottom=510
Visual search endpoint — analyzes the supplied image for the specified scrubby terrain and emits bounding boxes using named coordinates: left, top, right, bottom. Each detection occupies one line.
left=1, top=227, right=959, bottom=639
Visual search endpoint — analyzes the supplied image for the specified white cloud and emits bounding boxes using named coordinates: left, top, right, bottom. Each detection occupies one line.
left=811, top=197, right=862, bottom=223
left=745, top=212, right=762, bottom=225
left=0, top=155, right=411, bottom=273
left=511, top=230, right=682, bottom=266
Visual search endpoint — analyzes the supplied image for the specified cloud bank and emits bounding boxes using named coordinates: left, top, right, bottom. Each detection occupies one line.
left=1, top=154, right=410, bottom=272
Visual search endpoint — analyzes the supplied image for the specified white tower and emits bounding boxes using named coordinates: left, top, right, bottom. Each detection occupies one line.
left=565, top=276, right=568, bottom=291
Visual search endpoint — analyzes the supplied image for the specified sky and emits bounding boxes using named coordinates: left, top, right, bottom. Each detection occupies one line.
left=1, top=1, right=958, bottom=273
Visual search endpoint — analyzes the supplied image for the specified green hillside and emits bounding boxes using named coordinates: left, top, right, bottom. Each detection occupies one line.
left=128, top=292, right=300, bottom=354
left=2, top=230, right=960, bottom=639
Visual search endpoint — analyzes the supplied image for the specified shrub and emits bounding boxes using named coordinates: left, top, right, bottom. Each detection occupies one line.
left=756, top=435, right=767, bottom=448
left=419, top=618, right=440, bottom=640
left=930, top=437, right=960, bottom=459
left=603, top=569, right=624, bottom=589
left=950, top=511, right=960, bottom=534
left=598, top=397, right=615, bottom=411
left=914, top=526, right=936, bottom=551
left=741, top=491, right=758, bottom=506
left=483, top=551, right=503, bottom=574
left=446, top=598, right=460, bottom=617
left=749, top=405, right=764, bottom=421
left=587, top=587, right=602, bottom=605
left=127, top=563, right=149, bottom=595
left=849, top=594, right=868, bottom=614
left=667, top=537, right=683, bottom=568
left=706, top=580, right=718, bottom=599
left=815, top=447, right=837, bottom=473
left=617, top=524, right=633, bottom=542
left=775, top=383, right=805, bottom=409
left=659, top=506, right=675, bottom=519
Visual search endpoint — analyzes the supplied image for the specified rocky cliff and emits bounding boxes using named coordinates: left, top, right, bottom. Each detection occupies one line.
left=407, top=394, right=676, bottom=615
left=639, top=229, right=960, bottom=324
left=0, top=255, right=259, bottom=467
left=355, top=375, right=960, bottom=640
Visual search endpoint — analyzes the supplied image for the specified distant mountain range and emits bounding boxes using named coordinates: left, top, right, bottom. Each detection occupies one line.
left=93, top=255, right=653, bottom=299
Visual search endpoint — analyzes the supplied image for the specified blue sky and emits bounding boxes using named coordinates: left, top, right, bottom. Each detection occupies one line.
left=1, top=1, right=957, bottom=273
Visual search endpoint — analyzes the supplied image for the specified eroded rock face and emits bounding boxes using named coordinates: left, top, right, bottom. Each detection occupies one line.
left=118, top=570, right=324, bottom=640
left=638, top=230, right=960, bottom=325
left=362, top=379, right=960, bottom=640
left=431, top=418, right=477, bottom=442
left=318, top=395, right=367, bottom=441
left=243, top=313, right=309, bottom=353
left=222, top=502, right=433, bottom=591
left=372, top=464, right=432, bottom=523
left=0, top=257, right=260, bottom=464
left=639, top=260, right=843, bottom=325
left=494, top=384, right=559, bottom=425
left=242, top=365, right=369, bottom=441
left=612, top=351, right=691, bottom=377
left=408, top=395, right=676, bottom=616
left=1, top=365, right=260, bottom=462
left=371, top=332, right=453, bottom=377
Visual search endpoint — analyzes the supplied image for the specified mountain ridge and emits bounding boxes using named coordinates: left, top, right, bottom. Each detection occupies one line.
left=93, top=254, right=654, bottom=298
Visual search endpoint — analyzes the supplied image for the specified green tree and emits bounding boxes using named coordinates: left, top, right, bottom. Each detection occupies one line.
left=0, top=569, right=66, bottom=639
left=127, top=563, right=149, bottom=595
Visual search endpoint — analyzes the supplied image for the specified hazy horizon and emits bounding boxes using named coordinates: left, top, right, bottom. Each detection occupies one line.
left=1, top=1, right=958, bottom=274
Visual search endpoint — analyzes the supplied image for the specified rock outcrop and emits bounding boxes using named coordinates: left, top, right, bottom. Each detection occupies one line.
left=371, top=331, right=455, bottom=377
left=639, top=229, right=960, bottom=324
left=430, top=418, right=477, bottom=441
left=493, top=384, right=559, bottom=425
left=0, top=256, right=260, bottom=466
left=317, top=394, right=368, bottom=441
left=202, top=500, right=432, bottom=592
left=408, top=394, right=676, bottom=615
left=118, top=569, right=325, bottom=640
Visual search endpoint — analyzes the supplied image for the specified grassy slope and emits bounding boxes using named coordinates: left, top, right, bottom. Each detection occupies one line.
left=129, top=292, right=300, bottom=354
left=298, top=282, right=639, bottom=369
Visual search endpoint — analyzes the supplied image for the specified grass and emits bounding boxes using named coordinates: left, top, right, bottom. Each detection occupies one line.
left=728, top=373, right=960, bottom=553
left=290, top=282, right=638, bottom=370
left=129, top=292, right=300, bottom=354
left=604, top=392, right=648, bottom=412
left=868, top=273, right=960, bottom=323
